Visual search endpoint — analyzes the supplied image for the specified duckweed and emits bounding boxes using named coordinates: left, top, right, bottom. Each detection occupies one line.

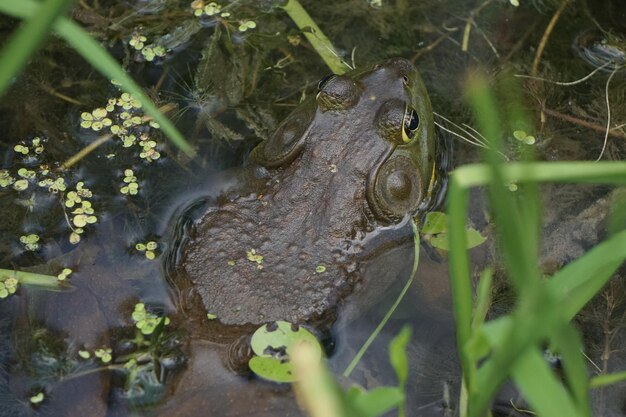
left=29, top=392, right=44, bottom=404
left=13, top=137, right=46, bottom=158
left=136, top=241, right=158, bottom=259
left=141, top=45, right=167, bottom=62
left=131, top=302, right=170, bottom=335
left=120, top=169, right=139, bottom=195
left=80, top=108, right=113, bottom=131
left=129, top=32, right=147, bottom=50
left=0, top=170, right=14, bottom=187
left=13, top=179, right=29, bottom=191
left=57, top=268, right=72, bottom=281
left=0, top=276, right=18, bottom=299
left=246, top=249, right=263, bottom=268
left=238, top=20, right=257, bottom=32
left=513, top=130, right=536, bottom=145
left=20, top=234, right=40, bottom=251
left=14, top=144, right=29, bottom=154
left=94, top=348, right=113, bottom=363
left=117, top=92, right=142, bottom=110
left=139, top=135, right=161, bottom=162
left=80, top=90, right=163, bottom=162
left=192, top=1, right=221, bottom=17
left=38, top=176, right=66, bottom=193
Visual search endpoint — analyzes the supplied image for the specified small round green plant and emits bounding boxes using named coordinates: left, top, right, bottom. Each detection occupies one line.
left=20, top=234, right=40, bottom=251
left=57, top=268, right=72, bottom=281
left=135, top=241, right=158, bottom=260
left=131, top=302, right=170, bottom=335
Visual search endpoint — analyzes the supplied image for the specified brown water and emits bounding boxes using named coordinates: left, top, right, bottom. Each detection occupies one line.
left=1, top=0, right=625, bottom=416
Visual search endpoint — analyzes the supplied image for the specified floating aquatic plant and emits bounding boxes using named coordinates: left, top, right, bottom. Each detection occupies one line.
left=0, top=276, right=18, bottom=298
left=80, top=87, right=163, bottom=162
left=20, top=234, right=40, bottom=251
left=56, top=268, right=72, bottom=281
left=238, top=20, right=257, bottom=32
left=94, top=347, right=113, bottom=364
left=120, top=169, right=139, bottom=195
left=135, top=241, right=158, bottom=260
left=131, top=302, right=170, bottom=335
left=248, top=321, right=322, bottom=383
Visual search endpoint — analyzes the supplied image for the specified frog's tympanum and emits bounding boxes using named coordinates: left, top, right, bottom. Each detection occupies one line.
left=170, top=58, right=443, bottom=343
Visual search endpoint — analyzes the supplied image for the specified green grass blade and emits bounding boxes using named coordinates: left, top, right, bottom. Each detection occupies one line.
left=512, top=346, right=582, bottom=417
left=0, top=0, right=75, bottom=94
left=452, top=162, right=626, bottom=188
left=0, top=0, right=194, bottom=156
left=547, top=229, right=626, bottom=318
left=56, top=20, right=193, bottom=155
left=343, top=221, right=420, bottom=378
left=281, top=0, right=350, bottom=75
left=589, top=371, right=626, bottom=388
left=447, top=178, right=476, bottom=400
left=0, top=268, right=69, bottom=291
left=471, top=267, right=493, bottom=331
left=465, top=73, right=539, bottom=296
left=552, top=325, right=591, bottom=414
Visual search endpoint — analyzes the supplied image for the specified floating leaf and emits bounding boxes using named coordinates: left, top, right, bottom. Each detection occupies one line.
left=428, top=227, right=486, bottom=251
left=421, top=211, right=447, bottom=235
left=249, top=321, right=322, bottom=383
left=348, top=386, right=404, bottom=417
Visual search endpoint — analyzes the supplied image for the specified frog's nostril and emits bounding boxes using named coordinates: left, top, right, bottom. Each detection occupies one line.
left=383, top=57, right=416, bottom=81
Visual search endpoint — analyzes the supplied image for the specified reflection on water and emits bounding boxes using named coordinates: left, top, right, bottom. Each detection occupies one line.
left=1, top=0, right=626, bottom=415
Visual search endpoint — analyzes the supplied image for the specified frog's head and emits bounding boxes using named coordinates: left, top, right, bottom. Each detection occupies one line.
left=249, top=57, right=437, bottom=226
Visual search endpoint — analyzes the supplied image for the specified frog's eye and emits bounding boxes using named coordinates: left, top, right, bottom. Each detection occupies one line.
left=317, top=74, right=336, bottom=91
left=316, top=75, right=359, bottom=111
left=401, top=107, right=420, bottom=143
left=368, top=154, right=424, bottom=221
left=375, top=99, right=407, bottom=145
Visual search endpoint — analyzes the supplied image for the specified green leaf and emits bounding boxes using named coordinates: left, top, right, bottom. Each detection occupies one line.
left=248, top=356, right=297, bottom=383
left=389, top=325, right=411, bottom=388
left=465, top=228, right=487, bottom=249
left=428, top=227, right=486, bottom=251
left=250, top=321, right=321, bottom=358
left=590, top=370, right=626, bottom=389
left=0, top=0, right=75, bottom=94
left=350, top=386, right=404, bottom=417
left=421, top=211, right=447, bottom=235
left=249, top=321, right=322, bottom=383
left=428, top=233, right=449, bottom=250
left=512, top=347, right=584, bottom=417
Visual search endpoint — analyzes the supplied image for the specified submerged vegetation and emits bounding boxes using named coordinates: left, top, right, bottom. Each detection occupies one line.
left=1, top=0, right=626, bottom=416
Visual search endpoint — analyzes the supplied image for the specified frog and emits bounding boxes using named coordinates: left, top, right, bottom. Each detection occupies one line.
left=168, top=57, right=444, bottom=346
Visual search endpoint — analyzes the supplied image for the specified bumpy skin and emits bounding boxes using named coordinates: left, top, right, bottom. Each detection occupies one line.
left=174, top=58, right=437, bottom=338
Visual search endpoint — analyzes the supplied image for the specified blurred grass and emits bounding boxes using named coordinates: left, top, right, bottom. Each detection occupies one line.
left=450, top=72, right=626, bottom=417
left=0, top=0, right=194, bottom=155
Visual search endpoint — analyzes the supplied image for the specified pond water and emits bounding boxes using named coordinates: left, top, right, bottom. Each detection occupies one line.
left=1, top=0, right=626, bottom=416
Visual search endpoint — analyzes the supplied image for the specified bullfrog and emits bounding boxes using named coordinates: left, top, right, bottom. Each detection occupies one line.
left=169, top=57, right=443, bottom=343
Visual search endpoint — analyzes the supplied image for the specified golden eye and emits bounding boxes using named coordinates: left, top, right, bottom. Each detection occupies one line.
left=401, top=107, right=420, bottom=144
